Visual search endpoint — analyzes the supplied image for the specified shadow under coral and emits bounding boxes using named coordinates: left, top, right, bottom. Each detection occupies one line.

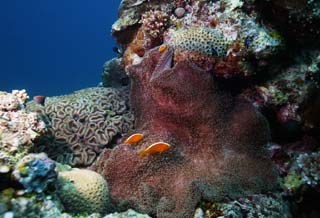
left=93, top=47, right=278, bottom=218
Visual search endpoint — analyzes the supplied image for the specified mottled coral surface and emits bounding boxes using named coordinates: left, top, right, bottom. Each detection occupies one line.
left=94, top=47, right=278, bottom=218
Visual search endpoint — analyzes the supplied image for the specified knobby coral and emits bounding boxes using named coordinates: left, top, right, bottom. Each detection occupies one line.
left=27, top=87, right=134, bottom=167
left=168, top=27, right=229, bottom=57
left=93, top=47, right=278, bottom=218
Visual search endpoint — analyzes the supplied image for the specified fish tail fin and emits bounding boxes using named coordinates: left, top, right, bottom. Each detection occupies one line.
left=138, top=149, right=147, bottom=157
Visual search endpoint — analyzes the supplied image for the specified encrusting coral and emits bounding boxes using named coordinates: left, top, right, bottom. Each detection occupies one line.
left=56, top=169, right=109, bottom=214
left=243, top=49, right=320, bottom=130
left=27, top=87, right=134, bottom=167
left=199, top=194, right=291, bottom=218
left=12, top=153, right=57, bottom=193
left=93, top=46, right=278, bottom=218
left=104, top=209, right=151, bottom=218
left=115, top=0, right=282, bottom=78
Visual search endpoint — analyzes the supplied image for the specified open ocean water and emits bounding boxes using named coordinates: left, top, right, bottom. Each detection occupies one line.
left=0, top=0, right=119, bottom=98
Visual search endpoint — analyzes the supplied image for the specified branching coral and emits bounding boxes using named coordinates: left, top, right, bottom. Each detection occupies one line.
left=93, top=47, right=277, bottom=218
left=140, top=10, right=170, bottom=39
left=27, top=87, right=134, bottom=167
left=0, top=90, right=46, bottom=167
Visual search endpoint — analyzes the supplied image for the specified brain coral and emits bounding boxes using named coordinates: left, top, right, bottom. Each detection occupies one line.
left=93, top=47, right=278, bottom=218
left=56, top=169, right=109, bottom=214
left=168, top=27, right=229, bottom=57
left=27, top=87, right=134, bottom=167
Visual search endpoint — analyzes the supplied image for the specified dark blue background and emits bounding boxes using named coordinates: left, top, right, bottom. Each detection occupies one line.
left=0, top=0, right=120, bottom=98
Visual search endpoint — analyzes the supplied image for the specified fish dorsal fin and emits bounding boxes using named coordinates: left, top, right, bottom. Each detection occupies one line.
left=122, top=133, right=144, bottom=145
left=138, top=142, right=171, bottom=157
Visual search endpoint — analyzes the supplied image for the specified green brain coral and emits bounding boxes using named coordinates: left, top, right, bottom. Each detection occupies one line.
left=27, top=87, right=134, bottom=167
left=56, top=169, right=109, bottom=214
left=168, top=27, right=229, bottom=57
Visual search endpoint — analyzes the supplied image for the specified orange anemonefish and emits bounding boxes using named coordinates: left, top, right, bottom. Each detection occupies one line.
left=138, top=142, right=171, bottom=157
left=122, top=133, right=144, bottom=145
left=158, top=45, right=167, bottom=53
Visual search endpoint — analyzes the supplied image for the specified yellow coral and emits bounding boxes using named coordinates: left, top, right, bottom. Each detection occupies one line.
left=56, top=169, right=109, bottom=214
left=168, top=27, right=229, bottom=57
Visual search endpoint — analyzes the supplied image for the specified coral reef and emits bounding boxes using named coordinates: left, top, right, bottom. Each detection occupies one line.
left=296, top=152, right=320, bottom=187
left=93, top=47, right=277, bottom=218
left=56, top=169, right=109, bottom=214
left=103, top=209, right=151, bottom=218
left=0, top=189, right=72, bottom=218
left=282, top=151, right=320, bottom=191
left=243, top=50, right=320, bottom=131
left=27, top=87, right=134, bottom=167
left=3, top=0, right=320, bottom=217
left=12, top=153, right=57, bottom=193
left=115, top=0, right=282, bottom=78
left=0, top=90, right=46, bottom=167
left=197, top=194, right=291, bottom=218
left=102, top=58, right=129, bottom=88
left=248, top=0, right=320, bottom=46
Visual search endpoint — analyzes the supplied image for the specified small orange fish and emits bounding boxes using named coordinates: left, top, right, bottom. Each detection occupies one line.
left=122, top=133, right=144, bottom=145
left=158, top=44, right=167, bottom=53
left=138, top=142, right=171, bottom=157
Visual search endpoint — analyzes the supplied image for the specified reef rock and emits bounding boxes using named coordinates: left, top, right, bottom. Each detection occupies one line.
left=94, top=47, right=278, bottom=218
left=102, top=58, right=129, bottom=88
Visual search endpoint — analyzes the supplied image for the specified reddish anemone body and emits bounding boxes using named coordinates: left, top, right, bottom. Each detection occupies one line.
left=93, top=47, right=277, bottom=218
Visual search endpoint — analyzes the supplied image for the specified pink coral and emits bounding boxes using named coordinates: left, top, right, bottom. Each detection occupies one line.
left=140, top=10, right=170, bottom=39
left=93, top=47, right=277, bottom=218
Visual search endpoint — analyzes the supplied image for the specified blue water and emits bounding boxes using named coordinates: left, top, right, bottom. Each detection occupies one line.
left=0, top=0, right=120, bottom=98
